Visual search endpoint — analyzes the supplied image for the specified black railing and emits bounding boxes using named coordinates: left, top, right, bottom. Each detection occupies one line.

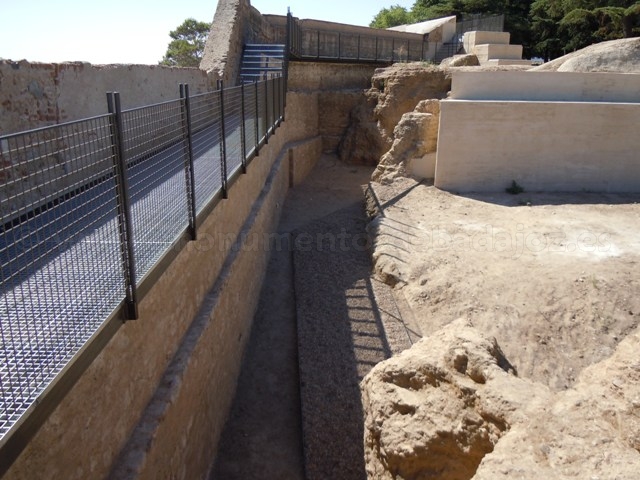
left=0, top=75, right=285, bottom=460
left=285, top=11, right=505, bottom=64
left=286, top=11, right=429, bottom=63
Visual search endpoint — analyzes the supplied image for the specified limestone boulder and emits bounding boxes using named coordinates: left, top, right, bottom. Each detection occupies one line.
left=361, top=319, right=551, bottom=480
left=440, top=54, right=481, bottom=67
left=532, top=37, right=640, bottom=73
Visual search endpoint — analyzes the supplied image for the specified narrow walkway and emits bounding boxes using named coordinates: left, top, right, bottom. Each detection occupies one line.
left=210, top=155, right=416, bottom=479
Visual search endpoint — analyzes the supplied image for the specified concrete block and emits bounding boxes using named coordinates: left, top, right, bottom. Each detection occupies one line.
left=473, top=44, right=523, bottom=63
left=485, top=59, right=532, bottom=66
left=435, top=99, right=640, bottom=193
left=449, top=71, right=640, bottom=103
left=463, top=31, right=510, bottom=53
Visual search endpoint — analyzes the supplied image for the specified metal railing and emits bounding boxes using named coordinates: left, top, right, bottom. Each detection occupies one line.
left=0, top=75, right=285, bottom=461
left=286, top=11, right=430, bottom=63
left=285, top=11, right=505, bottom=64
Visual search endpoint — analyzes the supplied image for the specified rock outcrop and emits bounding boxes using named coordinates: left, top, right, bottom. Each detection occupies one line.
left=362, top=319, right=640, bottom=480
left=532, top=37, right=640, bottom=73
left=361, top=319, right=551, bottom=480
left=371, top=100, right=440, bottom=184
left=338, top=64, right=450, bottom=165
left=474, top=325, right=640, bottom=479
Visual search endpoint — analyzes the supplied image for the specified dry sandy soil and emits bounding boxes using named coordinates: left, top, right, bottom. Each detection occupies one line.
left=368, top=178, right=640, bottom=392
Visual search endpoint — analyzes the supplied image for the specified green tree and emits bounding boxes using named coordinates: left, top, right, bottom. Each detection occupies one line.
left=370, top=5, right=413, bottom=28
left=160, top=18, right=211, bottom=67
left=531, top=0, right=640, bottom=58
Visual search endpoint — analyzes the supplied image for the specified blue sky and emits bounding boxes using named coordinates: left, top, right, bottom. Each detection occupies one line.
left=0, top=0, right=413, bottom=65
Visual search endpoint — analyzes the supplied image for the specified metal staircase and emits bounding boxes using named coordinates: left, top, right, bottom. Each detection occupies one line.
left=240, top=44, right=285, bottom=83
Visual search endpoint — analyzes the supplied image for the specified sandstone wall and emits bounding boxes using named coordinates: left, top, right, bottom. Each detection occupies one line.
left=200, top=0, right=278, bottom=85
left=288, top=62, right=378, bottom=154
left=0, top=60, right=213, bottom=135
left=4, top=90, right=321, bottom=480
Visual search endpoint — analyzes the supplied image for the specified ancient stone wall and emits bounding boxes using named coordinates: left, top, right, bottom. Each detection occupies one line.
left=0, top=60, right=213, bottom=135
left=200, top=0, right=278, bottom=85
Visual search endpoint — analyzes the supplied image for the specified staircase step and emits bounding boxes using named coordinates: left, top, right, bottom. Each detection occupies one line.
left=240, top=43, right=286, bottom=83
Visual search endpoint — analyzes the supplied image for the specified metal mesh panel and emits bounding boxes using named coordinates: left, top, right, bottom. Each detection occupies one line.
left=257, top=81, right=267, bottom=145
left=0, top=75, right=288, bottom=445
left=189, top=92, right=223, bottom=212
left=0, top=116, right=125, bottom=439
left=243, top=84, right=258, bottom=158
left=120, top=101, right=190, bottom=282
left=223, top=86, right=244, bottom=178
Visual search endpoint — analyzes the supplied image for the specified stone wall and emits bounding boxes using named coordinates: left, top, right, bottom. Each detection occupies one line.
left=288, top=61, right=378, bottom=153
left=0, top=60, right=213, bottom=135
left=4, top=89, right=322, bottom=480
left=200, top=0, right=277, bottom=85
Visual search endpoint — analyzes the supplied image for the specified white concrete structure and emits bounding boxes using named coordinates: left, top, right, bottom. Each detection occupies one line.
left=388, top=15, right=457, bottom=44
left=435, top=71, right=640, bottom=193
left=463, top=30, right=530, bottom=66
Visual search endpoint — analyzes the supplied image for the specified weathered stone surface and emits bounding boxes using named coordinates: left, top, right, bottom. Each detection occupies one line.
left=474, top=326, right=640, bottom=479
left=371, top=99, right=440, bottom=184
left=440, top=54, right=480, bottom=67
left=371, top=64, right=450, bottom=144
left=361, top=319, right=550, bottom=480
left=338, top=91, right=390, bottom=165
left=338, top=64, right=450, bottom=166
left=532, top=37, right=640, bottom=73
left=318, top=91, right=363, bottom=153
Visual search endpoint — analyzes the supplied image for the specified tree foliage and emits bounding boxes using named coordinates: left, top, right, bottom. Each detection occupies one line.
left=370, top=5, right=413, bottom=28
left=160, top=18, right=211, bottom=67
left=370, top=0, right=640, bottom=60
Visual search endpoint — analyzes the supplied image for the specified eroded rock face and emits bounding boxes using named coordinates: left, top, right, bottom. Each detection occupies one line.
left=532, top=37, right=640, bottom=73
left=371, top=99, right=441, bottom=184
left=361, top=319, right=551, bottom=480
left=338, top=90, right=389, bottom=165
left=362, top=318, right=640, bottom=480
left=338, top=64, right=450, bottom=166
left=474, top=327, right=640, bottom=479
left=371, top=64, right=450, bottom=144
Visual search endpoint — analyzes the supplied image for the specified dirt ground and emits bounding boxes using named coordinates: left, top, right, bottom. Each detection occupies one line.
left=369, top=178, right=640, bottom=391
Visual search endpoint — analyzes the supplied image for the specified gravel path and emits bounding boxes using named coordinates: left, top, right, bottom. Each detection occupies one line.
left=210, top=155, right=418, bottom=479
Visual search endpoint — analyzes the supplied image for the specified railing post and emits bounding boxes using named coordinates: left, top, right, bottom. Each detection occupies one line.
left=240, top=82, right=247, bottom=173
left=218, top=80, right=228, bottom=199
left=179, top=84, right=197, bottom=239
left=338, top=33, right=341, bottom=60
left=271, top=78, right=276, bottom=129
left=264, top=79, right=269, bottom=144
left=357, top=35, right=361, bottom=61
left=421, top=39, right=425, bottom=61
left=254, top=80, right=260, bottom=156
left=375, top=37, right=378, bottom=61
left=106, top=91, right=138, bottom=321
left=317, top=30, right=320, bottom=59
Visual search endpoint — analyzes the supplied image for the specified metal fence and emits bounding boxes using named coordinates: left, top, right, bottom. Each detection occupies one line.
left=286, top=11, right=505, bottom=64
left=0, top=75, right=285, bottom=450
